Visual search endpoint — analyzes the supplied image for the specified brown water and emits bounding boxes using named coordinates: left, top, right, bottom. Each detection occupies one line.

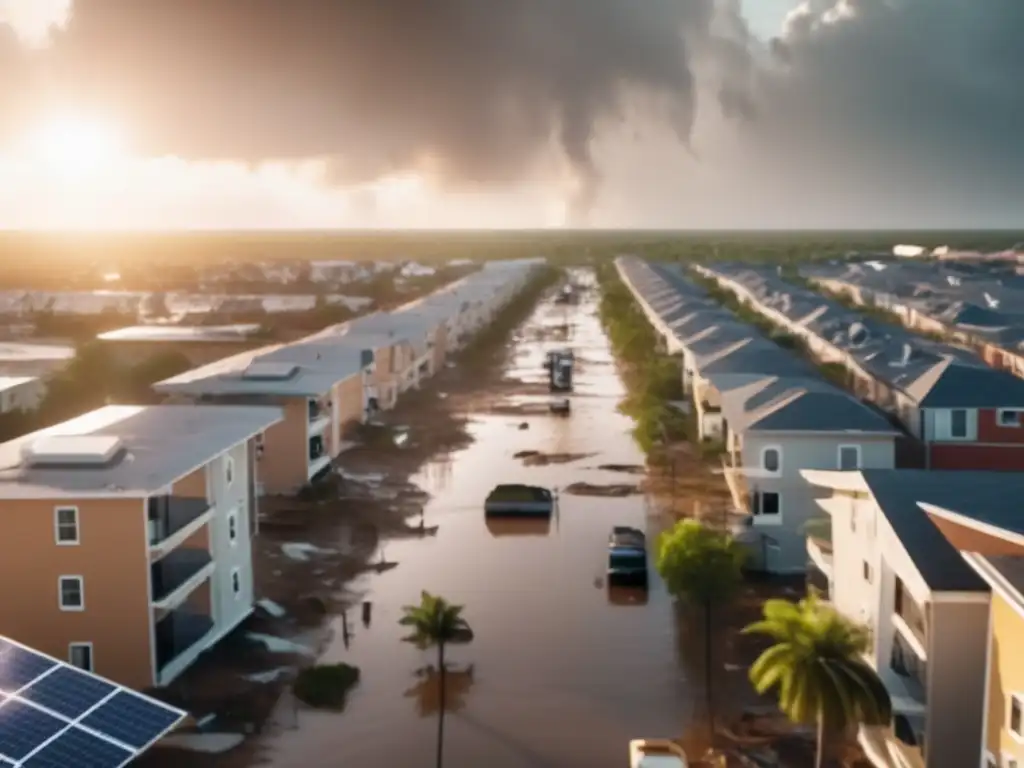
left=259, top=272, right=697, bottom=767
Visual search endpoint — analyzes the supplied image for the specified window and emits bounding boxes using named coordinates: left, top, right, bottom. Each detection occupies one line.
left=754, top=491, right=781, bottom=520
left=54, top=506, right=79, bottom=545
left=761, top=446, right=781, bottom=474
left=227, top=510, right=238, bottom=544
left=231, top=568, right=241, bottom=597
left=1003, top=756, right=1018, bottom=768
left=69, top=643, right=93, bottom=672
left=59, top=576, right=84, bottom=611
left=838, top=444, right=862, bottom=471
left=998, top=409, right=1022, bottom=428
left=951, top=408, right=968, bottom=438
left=225, top=455, right=235, bottom=486
left=1010, top=693, right=1024, bottom=739
left=863, top=561, right=873, bottom=583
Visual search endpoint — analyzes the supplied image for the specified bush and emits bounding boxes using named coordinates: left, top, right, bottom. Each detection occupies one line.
left=293, top=663, right=361, bottom=709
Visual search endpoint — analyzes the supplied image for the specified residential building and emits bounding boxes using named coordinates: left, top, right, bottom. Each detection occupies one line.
left=616, top=257, right=898, bottom=574
left=700, top=264, right=1024, bottom=471
left=0, top=375, right=45, bottom=413
left=0, top=403, right=282, bottom=690
left=800, top=469, right=1024, bottom=768
left=154, top=339, right=370, bottom=494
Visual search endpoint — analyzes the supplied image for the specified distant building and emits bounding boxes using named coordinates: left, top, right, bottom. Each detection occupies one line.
left=97, top=324, right=265, bottom=367
left=0, top=376, right=45, bottom=413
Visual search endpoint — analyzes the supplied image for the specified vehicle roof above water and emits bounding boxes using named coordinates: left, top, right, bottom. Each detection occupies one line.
left=610, top=526, right=646, bottom=550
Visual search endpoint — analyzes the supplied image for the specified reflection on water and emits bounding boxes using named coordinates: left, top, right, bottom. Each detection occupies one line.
left=485, top=516, right=552, bottom=538
left=405, top=666, right=476, bottom=718
left=260, top=269, right=695, bottom=768
left=607, top=586, right=650, bottom=607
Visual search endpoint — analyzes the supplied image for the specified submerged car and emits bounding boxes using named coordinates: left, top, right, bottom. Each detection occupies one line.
left=607, top=526, right=648, bottom=586
left=629, top=738, right=688, bottom=767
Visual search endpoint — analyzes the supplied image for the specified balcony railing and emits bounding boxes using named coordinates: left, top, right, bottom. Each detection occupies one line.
left=804, top=517, right=833, bottom=554
left=151, top=549, right=213, bottom=604
left=147, top=496, right=212, bottom=547
left=895, top=581, right=928, bottom=651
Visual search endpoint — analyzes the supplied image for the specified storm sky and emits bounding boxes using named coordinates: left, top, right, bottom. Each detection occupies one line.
left=0, top=0, right=1022, bottom=229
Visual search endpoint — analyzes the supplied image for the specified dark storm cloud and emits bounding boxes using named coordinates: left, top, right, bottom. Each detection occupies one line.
left=28, top=0, right=747, bottom=221
left=744, top=0, right=1024, bottom=226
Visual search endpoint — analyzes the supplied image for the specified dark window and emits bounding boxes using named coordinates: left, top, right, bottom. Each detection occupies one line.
left=757, top=492, right=780, bottom=517
left=762, top=448, right=780, bottom=473
left=1011, top=694, right=1023, bottom=736
left=950, top=409, right=968, bottom=438
left=863, top=561, right=872, bottom=583
left=69, top=644, right=93, bottom=672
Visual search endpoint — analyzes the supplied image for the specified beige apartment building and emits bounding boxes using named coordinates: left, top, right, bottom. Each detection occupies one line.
left=154, top=338, right=371, bottom=494
left=0, top=403, right=282, bottom=690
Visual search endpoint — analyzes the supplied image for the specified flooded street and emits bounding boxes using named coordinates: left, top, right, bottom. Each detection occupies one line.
left=260, top=272, right=697, bottom=767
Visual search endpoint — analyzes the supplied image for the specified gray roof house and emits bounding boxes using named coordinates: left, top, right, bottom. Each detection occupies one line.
left=801, top=469, right=1024, bottom=768
left=700, top=263, right=1024, bottom=472
left=615, top=256, right=899, bottom=574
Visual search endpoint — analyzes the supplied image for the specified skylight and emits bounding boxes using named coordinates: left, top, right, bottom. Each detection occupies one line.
left=22, top=435, right=125, bottom=467
left=242, top=361, right=300, bottom=381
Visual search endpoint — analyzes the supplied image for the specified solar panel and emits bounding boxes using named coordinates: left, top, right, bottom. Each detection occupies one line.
left=0, top=636, right=187, bottom=767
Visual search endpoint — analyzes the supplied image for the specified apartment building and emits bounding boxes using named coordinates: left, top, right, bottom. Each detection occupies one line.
left=154, top=339, right=370, bottom=494
left=0, top=403, right=282, bottom=690
left=616, top=257, right=897, bottom=573
left=798, top=469, right=1024, bottom=768
left=701, top=264, right=1024, bottom=471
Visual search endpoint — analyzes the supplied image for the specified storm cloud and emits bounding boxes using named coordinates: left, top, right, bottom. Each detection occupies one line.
left=1, top=0, right=1023, bottom=228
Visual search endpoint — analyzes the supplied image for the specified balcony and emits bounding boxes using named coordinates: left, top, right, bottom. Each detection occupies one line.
left=805, top=517, right=834, bottom=578
left=147, top=495, right=213, bottom=556
left=308, top=399, right=330, bottom=435
left=721, top=456, right=751, bottom=514
left=308, top=435, right=331, bottom=480
left=151, top=549, right=214, bottom=609
left=155, top=607, right=216, bottom=687
left=894, top=580, right=928, bottom=658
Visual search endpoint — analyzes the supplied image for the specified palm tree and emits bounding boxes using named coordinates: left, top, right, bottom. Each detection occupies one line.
left=399, top=591, right=473, bottom=768
left=744, top=595, right=892, bottom=768
left=656, top=520, right=746, bottom=741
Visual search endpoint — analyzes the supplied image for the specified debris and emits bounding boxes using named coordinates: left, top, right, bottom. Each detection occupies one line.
left=563, top=482, right=640, bottom=497
left=245, top=633, right=317, bottom=657
left=281, top=542, right=338, bottom=562
left=597, top=464, right=647, bottom=475
left=244, top=667, right=292, bottom=684
left=159, top=733, right=246, bottom=754
left=518, top=422, right=529, bottom=430
left=255, top=599, right=287, bottom=619
left=338, top=470, right=386, bottom=484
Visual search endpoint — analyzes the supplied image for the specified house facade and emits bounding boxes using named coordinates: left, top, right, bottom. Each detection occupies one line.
left=0, top=403, right=282, bottom=690
left=0, top=375, right=45, bottom=413
left=799, top=470, right=1024, bottom=768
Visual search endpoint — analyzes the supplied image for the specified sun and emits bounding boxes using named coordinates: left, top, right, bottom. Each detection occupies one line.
left=27, top=114, right=125, bottom=175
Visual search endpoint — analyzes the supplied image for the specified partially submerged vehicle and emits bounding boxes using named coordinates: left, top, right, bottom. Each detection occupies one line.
left=549, top=397, right=571, bottom=415
left=549, top=352, right=574, bottom=392
left=629, top=738, right=689, bottom=767
left=484, top=484, right=555, bottom=516
left=607, top=526, right=649, bottom=586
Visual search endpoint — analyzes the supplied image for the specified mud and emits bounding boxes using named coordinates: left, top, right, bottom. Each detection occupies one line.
left=512, top=450, right=596, bottom=466
left=563, top=481, right=641, bottom=497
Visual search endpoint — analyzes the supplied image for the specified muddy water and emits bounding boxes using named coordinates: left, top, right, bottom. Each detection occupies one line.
left=260, top=273, right=696, bottom=767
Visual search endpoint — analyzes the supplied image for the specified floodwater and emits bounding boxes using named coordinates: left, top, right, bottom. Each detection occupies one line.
left=260, top=271, right=697, bottom=767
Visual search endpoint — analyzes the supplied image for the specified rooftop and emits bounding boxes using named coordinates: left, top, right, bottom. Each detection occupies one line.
left=0, top=375, right=36, bottom=394
left=0, top=404, right=282, bottom=499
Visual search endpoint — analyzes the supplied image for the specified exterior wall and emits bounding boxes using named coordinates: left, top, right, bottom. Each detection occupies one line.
left=926, top=599, right=989, bottom=767
left=0, top=497, right=154, bottom=690
left=257, top=397, right=310, bottom=495
left=984, top=592, right=1024, bottom=765
left=978, top=408, right=1024, bottom=444
left=742, top=434, right=895, bottom=573
left=929, top=443, right=1024, bottom=471
left=0, top=378, right=45, bottom=412
left=332, top=374, right=364, bottom=443
left=206, top=441, right=255, bottom=637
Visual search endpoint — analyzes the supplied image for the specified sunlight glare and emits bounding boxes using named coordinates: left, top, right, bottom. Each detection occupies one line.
left=28, top=115, right=125, bottom=176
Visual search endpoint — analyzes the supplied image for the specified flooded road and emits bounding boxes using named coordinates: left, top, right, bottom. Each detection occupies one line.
left=261, top=271, right=697, bottom=767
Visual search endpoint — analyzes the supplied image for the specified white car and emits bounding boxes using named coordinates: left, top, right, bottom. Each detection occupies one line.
left=629, top=739, right=688, bottom=768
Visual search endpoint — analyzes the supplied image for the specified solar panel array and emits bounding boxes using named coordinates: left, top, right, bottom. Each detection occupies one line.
left=0, top=637, right=187, bottom=767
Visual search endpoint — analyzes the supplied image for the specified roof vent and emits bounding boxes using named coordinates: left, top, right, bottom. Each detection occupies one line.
left=984, top=292, right=1000, bottom=310
left=899, top=343, right=914, bottom=367
left=242, top=362, right=300, bottom=381
left=22, top=435, right=125, bottom=468
left=847, top=321, right=869, bottom=346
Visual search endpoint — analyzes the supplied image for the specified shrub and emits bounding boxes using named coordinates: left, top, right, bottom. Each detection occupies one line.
left=293, top=663, right=361, bottom=709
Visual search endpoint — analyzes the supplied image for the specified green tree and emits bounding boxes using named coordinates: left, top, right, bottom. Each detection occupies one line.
left=399, top=591, right=473, bottom=768
left=656, top=520, right=745, bottom=740
left=744, top=595, right=892, bottom=768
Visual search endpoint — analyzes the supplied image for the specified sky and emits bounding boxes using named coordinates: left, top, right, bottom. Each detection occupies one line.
left=0, top=0, right=1022, bottom=230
